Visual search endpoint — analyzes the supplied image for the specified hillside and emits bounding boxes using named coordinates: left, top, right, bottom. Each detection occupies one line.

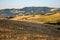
left=0, top=7, right=60, bottom=18
left=0, top=19, right=60, bottom=40
left=28, top=12, right=60, bottom=24
left=10, top=12, right=60, bottom=24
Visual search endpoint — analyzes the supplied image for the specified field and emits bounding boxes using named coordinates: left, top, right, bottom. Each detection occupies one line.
left=27, top=13, right=60, bottom=23
left=0, top=19, right=60, bottom=40
left=10, top=12, right=60, bottom=24
left=0, top=12, right=60, bottom=40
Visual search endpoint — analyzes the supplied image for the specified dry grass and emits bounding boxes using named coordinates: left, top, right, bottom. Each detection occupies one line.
left=26, top=12, right=60, bottom=23
left=10, top=12, right=60, bottom=24
left=0, top=13, right=60, bottom=40
left=0, top=19, right=60, bottom=40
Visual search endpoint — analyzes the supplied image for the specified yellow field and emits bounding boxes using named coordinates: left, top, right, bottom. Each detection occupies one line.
left=10, top=12, right=60, bottom=24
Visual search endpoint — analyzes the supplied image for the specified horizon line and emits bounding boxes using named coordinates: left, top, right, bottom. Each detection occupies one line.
left=0, top=6, right=60, bottom=10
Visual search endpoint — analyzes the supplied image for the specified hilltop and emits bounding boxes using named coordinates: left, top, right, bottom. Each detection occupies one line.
left=0, top=7, right=60, bottom=18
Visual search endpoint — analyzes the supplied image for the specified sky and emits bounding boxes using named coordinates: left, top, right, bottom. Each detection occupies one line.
left=0, top=0, right=60, bottom=9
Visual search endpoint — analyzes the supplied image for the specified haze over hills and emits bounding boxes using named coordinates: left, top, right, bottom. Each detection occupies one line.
left=0, top=7, right=60, bottom=18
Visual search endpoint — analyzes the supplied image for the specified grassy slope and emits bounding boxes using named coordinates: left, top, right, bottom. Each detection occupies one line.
left=28, top=13, right=60, bottom=23
left=0, top=19, right=60, bottom=40
left=10, top=12, right=60, bottom=24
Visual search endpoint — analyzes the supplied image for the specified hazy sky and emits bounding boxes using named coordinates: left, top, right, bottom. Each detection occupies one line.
left=0, top=0, right=60, bottom=9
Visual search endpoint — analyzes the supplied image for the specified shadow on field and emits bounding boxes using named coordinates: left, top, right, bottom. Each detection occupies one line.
left=0, top=19, right=60, bottom=40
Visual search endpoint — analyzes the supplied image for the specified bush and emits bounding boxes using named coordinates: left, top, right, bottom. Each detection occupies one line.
left=6, top=16, right=14, bottom=19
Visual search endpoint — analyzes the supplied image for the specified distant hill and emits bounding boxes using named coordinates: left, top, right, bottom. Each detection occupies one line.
left=0, top=7, right=60, bottom=18
left=0, top=9, right=21, bottom=18
left=21, top=7, right=51, bottom=13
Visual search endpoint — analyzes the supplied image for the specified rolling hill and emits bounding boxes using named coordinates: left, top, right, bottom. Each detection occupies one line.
left=10, top=12, right=60, bottom=24
left=0, top=19, right=60, bottom=40
left=0, top=7, right=60, bottom=18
